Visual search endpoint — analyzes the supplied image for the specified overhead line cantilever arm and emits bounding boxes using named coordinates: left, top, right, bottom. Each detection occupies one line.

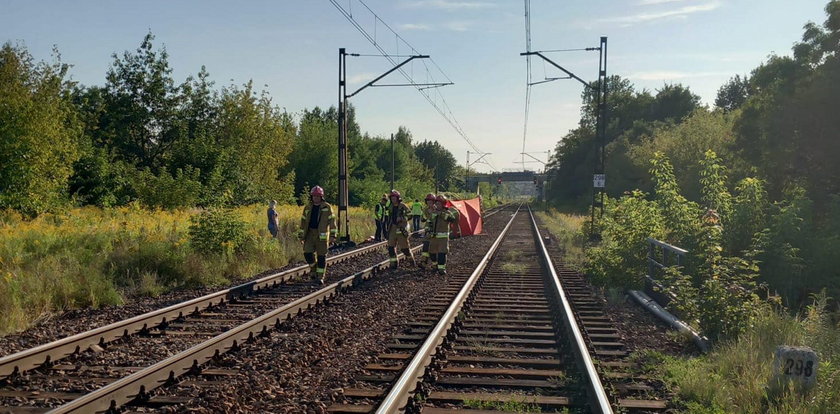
left=470, top=153, right=491, bottom=166
left=520, top=51, right=593, bottom=90
left=347, top=55, right=429, bottom=98
left=520, top=152, right=546, bottom=165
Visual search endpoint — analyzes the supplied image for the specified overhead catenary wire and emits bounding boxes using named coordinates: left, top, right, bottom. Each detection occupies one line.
left=328, top=0, right=496, bottom=171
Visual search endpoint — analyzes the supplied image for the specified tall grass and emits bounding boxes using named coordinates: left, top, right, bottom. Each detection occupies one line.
left=0, top=204, right=375, bottom=335
left=535, top=209, right=587, bottom=270
left=655, top=293, right=840, bottom=413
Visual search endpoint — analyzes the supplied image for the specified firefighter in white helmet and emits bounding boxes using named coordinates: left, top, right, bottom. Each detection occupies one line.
left=297, top=186, right=336, bottom=284
left=387, top=189, right=416, bottom=269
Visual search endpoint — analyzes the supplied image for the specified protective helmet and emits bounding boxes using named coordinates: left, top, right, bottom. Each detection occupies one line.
left=436, top=194, right=448, bottom=203
left=389, top=189, right=402, bottom=201
left=310, top=186, right=325, bottom=197
left=424, top=193, right=436, bottom=202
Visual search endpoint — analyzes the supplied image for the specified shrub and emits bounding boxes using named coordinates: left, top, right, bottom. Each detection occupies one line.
left=586, top=191, right=666, bottom=288
left=188, top=207, right=248, bottom=256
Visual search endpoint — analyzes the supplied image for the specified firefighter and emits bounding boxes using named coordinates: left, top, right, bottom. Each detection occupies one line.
left=387, top=189, right=416, bottom=269
left=296, top=186, right=336, bottom=284
left=373, top=195, right=387, bottom=241
left=428, top=194, right=459, bottom=275
left=419, top=193, right=437, bottom=267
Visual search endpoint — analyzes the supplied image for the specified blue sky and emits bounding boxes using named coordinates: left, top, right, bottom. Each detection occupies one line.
left=1, top=0, right=829, bottom=172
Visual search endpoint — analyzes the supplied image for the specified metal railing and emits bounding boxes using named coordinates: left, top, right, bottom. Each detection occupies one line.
left=645, top=237, right=688, bottom=306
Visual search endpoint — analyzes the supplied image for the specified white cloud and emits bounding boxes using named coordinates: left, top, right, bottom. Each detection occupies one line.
left=348, top=72, right=377, bottom=85
left=637, top=0, right=690, bottom=5
left=401, top=0, right=496, bottom=11
left=599, top=1, right=721, bottom=26
left=398, top=23, right=432, bottom=31
left=444, top=21, right=474, bottom=31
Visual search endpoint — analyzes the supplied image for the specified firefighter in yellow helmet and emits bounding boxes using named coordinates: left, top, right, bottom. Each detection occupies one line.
left=296, top=186, right=336, bottom=284
left=387, top=189, right=416, bottom=269
left=428, top=194, right=459, bottom=275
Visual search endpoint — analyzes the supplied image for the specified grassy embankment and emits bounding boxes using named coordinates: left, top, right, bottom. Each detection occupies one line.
left=638, top=295, right=840, bottom=414
left=534, top=209, right=587, bottom=270
left=537, top=208, right=840, bottom=413
left=0, top=204, right=374, bottom=335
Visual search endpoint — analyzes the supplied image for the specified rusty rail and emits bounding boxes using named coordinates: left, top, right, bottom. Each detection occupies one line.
left=47, top=244, right=423, bottom=414
left=0, top=231, right=425, bottom=380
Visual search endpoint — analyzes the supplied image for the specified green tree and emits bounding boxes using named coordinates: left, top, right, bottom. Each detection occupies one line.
left=0, top=43, right=81, bottom=216
left=211, top=82, right=295, bottom=205
left=733, top=2, right=840, bottom=205
left=548, top=76, right=702, bottom=206
left=414, top=140, right=458, bottom=191
left=291, top=107, right=339, bottom=201
left=715, top=74, right=751, bottom=112
left=102, top=32, right=181, bottom=169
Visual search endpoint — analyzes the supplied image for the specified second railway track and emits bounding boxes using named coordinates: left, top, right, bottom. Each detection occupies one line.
left=0, top=206, right=511, bottom=413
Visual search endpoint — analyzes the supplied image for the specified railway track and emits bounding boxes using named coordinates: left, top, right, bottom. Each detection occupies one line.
left=541, top=240, right=669, bottom=413
left=0, top=205, right=510, bottom=414
left=328, top=207, right=668, bottom=413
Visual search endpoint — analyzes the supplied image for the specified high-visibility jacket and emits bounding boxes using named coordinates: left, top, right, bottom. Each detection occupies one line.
left=299, top=201, right=337, bottom=240
left=410, top=201, right=423, bottom=216
left=383, top=200, right=392, bottom=219
left=429, top=206, right=459, bottom=238
left=374, top=203, right=387, bottom=220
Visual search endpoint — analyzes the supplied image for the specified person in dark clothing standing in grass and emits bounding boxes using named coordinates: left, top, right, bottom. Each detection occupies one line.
left=267, top=200, right=280, bottom=238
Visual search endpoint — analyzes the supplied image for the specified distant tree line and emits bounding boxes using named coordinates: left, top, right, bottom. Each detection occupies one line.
left=0, top=33, right=460, bottom=217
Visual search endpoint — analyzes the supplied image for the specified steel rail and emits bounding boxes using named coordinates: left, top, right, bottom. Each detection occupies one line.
left=48, top=244, right=424, bottom=414
left=1, top=203, right=507, bottom=380
left=375, top=205, right=520, bottom=413
left=529, top=206, right=613, bottom=414
left=30, top=205, right=510, bottom=413
left=0, top=233, right=410, bottom=379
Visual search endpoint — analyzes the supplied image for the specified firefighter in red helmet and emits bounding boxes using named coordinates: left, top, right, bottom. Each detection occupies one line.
left=297, top=185, right=336, bottom=284
left=428, top=194, right=459, bottom=275
left=387, top=189, right=416, bottom=269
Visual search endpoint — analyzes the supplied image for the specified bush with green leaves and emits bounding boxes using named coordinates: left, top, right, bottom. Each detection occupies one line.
left=586, top=190, right=666, bottom=288
left=589, top=151, right=765, bottom=340
left=188, top=208, right=248, bottom=256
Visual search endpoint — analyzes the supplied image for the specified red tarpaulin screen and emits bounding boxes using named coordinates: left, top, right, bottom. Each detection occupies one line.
left=448, top=198, right=482, bottom=237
